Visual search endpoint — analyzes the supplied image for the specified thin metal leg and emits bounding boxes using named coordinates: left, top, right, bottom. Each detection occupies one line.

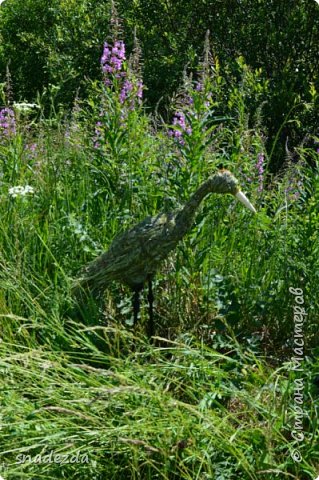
left=147, top=278, right=154, bottom=338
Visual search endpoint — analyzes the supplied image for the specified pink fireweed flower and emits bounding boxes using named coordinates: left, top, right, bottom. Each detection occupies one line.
left=100, top=39, right=143, bottom=105
left=173, top=112, right=186, bottom=129
left=136, top=80, right=143, bottom=103
left=101, top=40, right=126, bottom=77
left=93, top=121, right=103, bottom=149
left=119, top=79, right=133, bottom=103
left=256, top=153, right=265, bottom=192
left=24, top=143, right=38, bottom=160
left=95, top=38, right=144, bottom=151
left=168, top=111, right=192, bottom=144
left=0, top=108, right=16, bottom=138
left=100, top=40, right=143, bottom=108
left=113, top=40, right=125, bottom=59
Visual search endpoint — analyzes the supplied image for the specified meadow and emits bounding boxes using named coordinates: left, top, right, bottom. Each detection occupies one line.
left=0, top=23, right=319, bottom=480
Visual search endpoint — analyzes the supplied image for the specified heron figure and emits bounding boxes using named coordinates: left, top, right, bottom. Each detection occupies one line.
left=73, top=170, right=256, bottom=336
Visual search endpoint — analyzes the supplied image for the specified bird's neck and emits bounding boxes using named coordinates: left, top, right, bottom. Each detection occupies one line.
left=175, top=179, right=213, bottom=233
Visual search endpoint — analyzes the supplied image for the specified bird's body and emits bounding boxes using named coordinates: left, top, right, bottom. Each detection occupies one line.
left=85, top=212, right=181, bottom=288
left=73, top=170, right=256, bottom=335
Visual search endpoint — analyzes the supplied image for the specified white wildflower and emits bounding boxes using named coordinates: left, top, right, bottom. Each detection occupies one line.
left=24, top=185, right=35, bottom=194
left=9, top=185, right=35, bottom=198
left=13, top=102, right=40, bottom=113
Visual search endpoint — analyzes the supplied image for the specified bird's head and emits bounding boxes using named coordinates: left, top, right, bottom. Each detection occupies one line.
left=210, top=169, right=256, bottom=213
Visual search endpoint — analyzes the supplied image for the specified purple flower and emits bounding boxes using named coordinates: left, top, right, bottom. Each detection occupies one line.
left=93, top=120, right=103, bottom=149
left=25, top=143, right=37, bottom=153
left=256, top=153, right=264, bottom=173
left=256, top=153, right=265, bottom=192
left=173, top=112, right=186, bottom=129
left=100, top=39, right=142, bottom=107
left=185, top=95, right=194, bottom=105
left=101, top=40, right=126, bottom=77
left=0, top=108, right=16, bottom=139
left=137, top=80, right=143, bottom=100
left=114, top=40, right=125, bottom=59
left=119, top=79, right=133, bottom=103
left=24, top=143, right=38, bottom=161
left=168, top=111, right=192, bottom=144
left=173, top=130, right=183, bottom=138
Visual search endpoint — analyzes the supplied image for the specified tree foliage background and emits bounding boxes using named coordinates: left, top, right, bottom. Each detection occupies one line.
left=0, top=0, right=318, bottom=170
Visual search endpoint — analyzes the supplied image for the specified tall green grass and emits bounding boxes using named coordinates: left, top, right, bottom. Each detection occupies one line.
left=1, top=328, right=318, bottom=479
left=0, top=52, right=318, bottom=479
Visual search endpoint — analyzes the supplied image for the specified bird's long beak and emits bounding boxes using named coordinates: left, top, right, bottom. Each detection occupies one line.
left=235, top=191, right=257, bottom=213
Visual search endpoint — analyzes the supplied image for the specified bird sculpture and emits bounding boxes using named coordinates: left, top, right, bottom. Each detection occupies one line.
left=73, top=170, right=256, bottom=337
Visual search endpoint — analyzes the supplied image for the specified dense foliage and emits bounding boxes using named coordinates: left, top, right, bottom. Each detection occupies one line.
left=0, top=2, right=318, bottom=479
left=0, top=0, right=319, bottom=169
